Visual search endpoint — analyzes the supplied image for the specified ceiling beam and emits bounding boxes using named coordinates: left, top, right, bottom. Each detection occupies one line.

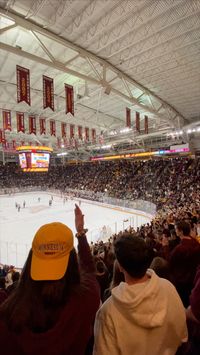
left=0, top=8, right=186, bottom=127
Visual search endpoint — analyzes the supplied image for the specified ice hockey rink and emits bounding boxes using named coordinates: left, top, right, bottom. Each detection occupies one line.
left=0, top=192, right=152, bottom=268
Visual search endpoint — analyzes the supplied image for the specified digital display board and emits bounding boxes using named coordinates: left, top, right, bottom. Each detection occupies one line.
left=19, top=153, right=27, bottom=169
left=31, top=153, right=50, bottom=168
left=16, top=146, right=53, bottom=172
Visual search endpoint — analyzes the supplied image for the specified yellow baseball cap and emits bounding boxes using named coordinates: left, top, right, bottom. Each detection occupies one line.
left=31, top=222, right=74, bottom=281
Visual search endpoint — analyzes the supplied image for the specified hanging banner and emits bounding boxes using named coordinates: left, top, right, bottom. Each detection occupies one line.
left=50, top=120, right=56, bottom=136
left=99, top=132, right=104, bottom=145
left=29, top=115, right=36, bottom=134
left=61, top=122, right=67, bottom=138
left=92, top=128, right=96, bottom=142
left=3, top=110, right=12, bottom=131
left=85, top=127, right=89, bottom=142
left=39, top=118, right=46, bottom=135
left=16, top=112, right=25, bottom=133
left=126, top=108, right=131, bottom=128
left=144, top=115, right=148, bottom=134
left=2, top=139, right=7, bottom=150
left=0, top=129, right=3, bottom=143
left=43, top=75, right=54, bottom=111
left=12, top=140, right=16, bottom=150
left=70, top=124, right=75, bottom=139
left=63, top=137, right=69, bottom=148
left=136, top=111, right=140, bottom=133
left=57, top=137, right=61, bottom=148
left=16, top=65, right=31, bottom=105
left=65, top=84, right=74, bottom=116
left=78, top=126, right=82, bottom=140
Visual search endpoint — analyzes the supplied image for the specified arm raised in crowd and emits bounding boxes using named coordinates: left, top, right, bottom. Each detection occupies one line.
left=75, top=204, right=96, bottom=274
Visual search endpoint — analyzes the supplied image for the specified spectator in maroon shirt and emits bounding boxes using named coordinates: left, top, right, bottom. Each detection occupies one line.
left=0, top=205, right=100, bottom=355
left=169, top=221, right=200, bottom=307
left=0, top=277, right=7, bottom=305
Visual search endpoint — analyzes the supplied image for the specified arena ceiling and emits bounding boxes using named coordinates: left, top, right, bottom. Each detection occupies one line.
left=0, top=0, right=200, bottom=156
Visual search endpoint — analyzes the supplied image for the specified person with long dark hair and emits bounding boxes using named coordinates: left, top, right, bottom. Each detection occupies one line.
left=0, top=204, right=100, bottom=355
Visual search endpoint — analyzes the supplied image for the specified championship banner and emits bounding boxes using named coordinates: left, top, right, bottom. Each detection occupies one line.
left=39, top=118, right=46, bottom=135
left=63, top=137, right=69, bottom=148
left=144, top=115, right=149, bottom=134
left=29, top=115, right=36, bottom=134
left=43, top=75, right=54, bottom=111
left=3, top=110, right=12, bottom=131
left=65, top=84, right=74, bottom=116
left=99, top=133, right=104, bottom=145
left=0, top=129, right=3, bottom=143
left=78, top=126, right=82, bottom=140
left=16, top=112, right=25, bottom=133
left=136, top=111, right=140, bottom=133
left=50, top=120, right=56, bottom=136
left=57, top=137, right=61, bottom=148
left=2, top=139, right=7, bottom=149
left=85, top=127, right=89, bottom=141
left=92, top=128, right=96, bottom=142
left=61, top=122, right=67, bottom=138
left=126, top=108, right=131, bottom=128
left=70, top=124, right=74, bottom=139
left=12, top=140, right=16, bottom=150
left=16, top=65, right=31, bottom=105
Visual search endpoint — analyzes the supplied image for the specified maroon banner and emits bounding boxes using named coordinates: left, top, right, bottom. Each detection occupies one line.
left=0, top=129, right=3, bottom=143
left=12, top=140, right=16, bottom=150
left=99, top=133, right=104, bottom=145
left=92, top=128, right=96, bottom=142
left=2, top=139, right=7, bottom=150
left=70, top=124, right=75, bottom=139
left=1, top=130, right=5, bottom=144
left=144, top=115, right=148, bottom=134
left=3, top=110, right=12, bottom=131
left=78, top=126, right=82, bottom=140
left=16, top=112, right=25, bottom=133
left=85, top=127, right=89, bottom=142
left=61, top=122, right=67, bottom=138
left=43, top=75, right=54, bottom=111
left=126, top=108, right=131, bottom=128
left=57, top=137, right=61, bottom=148
left=29, top=115, right=36, bottom=134
left=16, top=65, right=31, bottom=105
left=50, top=120, right=56, bottom=136
left=136, top=111, right=140, bottom=133
left=39, top=118, right=46, bottom=135
left=65, top=84, right=74, bottom=116
left=63, top=137, right=69, bottom=148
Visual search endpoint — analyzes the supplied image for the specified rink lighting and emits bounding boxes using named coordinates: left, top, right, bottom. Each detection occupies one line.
left=102, top=145, right=112, bottom=149
left=187, top=129, right=192, bottom=134
left=57, top=152, right=68, bottom=156
left=120, top=127, right=131, bottom=134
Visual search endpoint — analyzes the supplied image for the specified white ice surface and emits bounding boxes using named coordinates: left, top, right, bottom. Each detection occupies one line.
left=0, top=192, right=151, bottom=267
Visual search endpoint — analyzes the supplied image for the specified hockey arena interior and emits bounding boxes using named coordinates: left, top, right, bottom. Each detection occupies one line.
left=0, top=1, right=200, bottom=354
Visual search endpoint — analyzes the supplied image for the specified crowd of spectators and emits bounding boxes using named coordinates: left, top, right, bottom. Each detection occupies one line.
left=0, top=156, right=200, bottom=354
left=0, top=157, right=199, bottom=211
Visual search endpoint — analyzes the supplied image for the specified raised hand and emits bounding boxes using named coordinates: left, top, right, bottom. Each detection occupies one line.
left=74, top=203, right=84, bottom=234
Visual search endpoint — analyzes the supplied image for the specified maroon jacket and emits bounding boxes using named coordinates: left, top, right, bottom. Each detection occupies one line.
left=190, top=266, right=200, bottom=322
left=0, top=236, right=100, bottom=355
left=169, top=237, right=200, bottom=307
